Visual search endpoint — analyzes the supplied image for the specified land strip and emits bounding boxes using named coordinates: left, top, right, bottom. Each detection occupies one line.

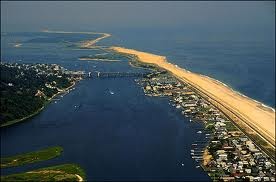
left=1, top=146, right=63, bottom=168
left=42, top=30, right=111, bottom=48
left=1, top=164, right=85, bottom=182
left=110, top=47, right=275, bottom=153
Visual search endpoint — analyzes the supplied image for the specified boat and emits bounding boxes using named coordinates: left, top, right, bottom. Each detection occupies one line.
left=196, top=166, right=201, bottom=168
left=109, top=91, right=114, bottom=95
left=181, top=163, right=185, bottom=166
left=14, top=43, right=22, bottom=48
left=197, top=131, right=202, bottom=134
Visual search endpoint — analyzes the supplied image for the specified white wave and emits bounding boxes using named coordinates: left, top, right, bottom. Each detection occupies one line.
left=198, top=74, right=275, bottom=112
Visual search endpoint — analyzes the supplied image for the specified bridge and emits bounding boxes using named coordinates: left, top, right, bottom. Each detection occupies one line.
left=85, top=71, right=151, bottom=78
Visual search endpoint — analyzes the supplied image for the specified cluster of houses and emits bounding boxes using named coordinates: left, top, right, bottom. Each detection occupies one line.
left=205, top=115, right=275, bottom=181
left=138, top=71, right=275, bottom=181
left=1, top=62, right=84, bottom=80
left=2, top=62, right=83, bottom=99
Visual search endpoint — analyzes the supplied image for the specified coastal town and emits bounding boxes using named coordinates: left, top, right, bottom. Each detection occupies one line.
left=137, top=70, right=276, bottom=181
left=0, top=62, right=83, bottom=126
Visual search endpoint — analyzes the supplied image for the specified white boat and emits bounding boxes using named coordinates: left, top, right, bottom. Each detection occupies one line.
left=109, top=91, right=114, bottom=95
left=181, top=163, right=185, bottom=166
left=197, top=131, right=202, bottom=134
left=14, top=43, right=22, bottom=48
left=196, top=166, right=201, bottom=168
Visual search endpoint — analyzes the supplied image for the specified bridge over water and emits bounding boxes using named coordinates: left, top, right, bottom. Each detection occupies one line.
left=85, top=71, right=152, bottom=78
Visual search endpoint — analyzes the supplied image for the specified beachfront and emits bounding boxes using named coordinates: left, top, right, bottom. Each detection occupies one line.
left=111, top=47, right=275, bottom=150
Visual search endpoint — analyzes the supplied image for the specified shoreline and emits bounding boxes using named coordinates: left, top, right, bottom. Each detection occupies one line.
left=110, top=46, right=275, bottom=150
left=198, top=73, right=275, bottom=112
left=42, top=30, right=111, bottom=49
left=0, top=80, right=79, bottom=128
left=78, top=58, right=121, bottom=62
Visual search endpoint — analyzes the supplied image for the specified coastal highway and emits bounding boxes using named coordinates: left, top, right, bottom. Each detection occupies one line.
left=111, top=46, right=276, bottom=152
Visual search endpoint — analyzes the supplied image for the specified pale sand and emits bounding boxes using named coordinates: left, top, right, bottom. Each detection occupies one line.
left=80, top=33, right=110, bottom=48
left=111, top=46, right=275, bottom=147
left=75, top=174, right=83, bottom=182
left=42, top=30, right=111, bottom=48
left=203, top=149, right=212, bottom=166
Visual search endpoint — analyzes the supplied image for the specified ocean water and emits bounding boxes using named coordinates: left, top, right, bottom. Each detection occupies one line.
left=107, top=29, right=275, bottom=108
left=1, top=30, right=274, bottom=180
left=102, top=29, right=275, bottom=108
left=1, top=32, right=210, bottom=181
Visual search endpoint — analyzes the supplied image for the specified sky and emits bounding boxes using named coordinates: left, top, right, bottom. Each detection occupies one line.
left=1, top=1, right=275, bottom=41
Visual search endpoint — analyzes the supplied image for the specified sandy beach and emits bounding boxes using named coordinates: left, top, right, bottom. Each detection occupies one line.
left=111, top=46, right=275, bottom=148
left=42, top=30, right=111, bottom=48
left=80, top=33, right=110, bottom=48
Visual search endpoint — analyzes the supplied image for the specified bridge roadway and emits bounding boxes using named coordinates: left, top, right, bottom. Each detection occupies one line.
left=85, top=71, right=152, bottom=78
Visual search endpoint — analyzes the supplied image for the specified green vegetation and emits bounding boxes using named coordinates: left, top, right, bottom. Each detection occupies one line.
left=79, top=52, right=126, bottom=60
left=1, top=164, right=85, bottom=182
left=1, top=146, right=63, bottom=168
left=1, top=146, right=86, bottom=181
left=129, top=60, right=157, bottom=70
left=0, top=63, right=80, bottom=126
left=208, top=169, right=225, bottom=182
left=224, top=121, right=238, bottom=131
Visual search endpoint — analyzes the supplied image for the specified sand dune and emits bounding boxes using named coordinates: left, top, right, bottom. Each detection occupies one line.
left=111, top=46, right=275, bottom=148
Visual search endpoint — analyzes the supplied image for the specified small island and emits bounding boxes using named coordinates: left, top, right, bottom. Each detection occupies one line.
left=78, top=52, right=125, bottom=62
left=0, top=62, right=84, bottom=127
left=1, top=146, right=63, bottom=168
left=1, top=147, right=86, bottom=181
left=1, top=164, right=85, bottom=182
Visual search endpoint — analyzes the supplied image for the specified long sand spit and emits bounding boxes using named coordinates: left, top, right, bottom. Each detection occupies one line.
left=111, top=46, right=275, bottom=148
left=42, top=30, right=111, bottom=48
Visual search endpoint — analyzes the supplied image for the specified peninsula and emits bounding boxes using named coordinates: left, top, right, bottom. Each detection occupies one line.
left=110, top=47, right=275, bottom=151
left=42, top=30, right=111, bottom=48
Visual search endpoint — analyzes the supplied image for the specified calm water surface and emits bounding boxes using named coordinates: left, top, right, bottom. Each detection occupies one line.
left=1, top=32, right=210, bottom=181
